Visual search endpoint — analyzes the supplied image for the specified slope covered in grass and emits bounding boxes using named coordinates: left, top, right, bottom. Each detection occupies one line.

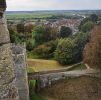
left=27, top=59, right=63, bottom=72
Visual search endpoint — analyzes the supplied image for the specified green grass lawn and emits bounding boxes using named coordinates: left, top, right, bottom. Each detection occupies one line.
left=27, top=59, right=87, bottom=73
left=27, top=59, right=63, bottom=72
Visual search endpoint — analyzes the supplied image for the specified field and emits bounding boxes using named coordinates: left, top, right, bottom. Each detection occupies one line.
left=27, top=59, right=64, bottom=72
left=6, top=10, right=101, bottom=20
left=6, top=12, right=52, bottom=19
left=27, top=59, right=86, bottom=73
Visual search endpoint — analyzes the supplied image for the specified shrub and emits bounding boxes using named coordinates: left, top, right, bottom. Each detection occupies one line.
left=34, top=40, right=58, bottom=59
left=26, top=39, right=35, bottom=51
left=55, top=38, right=75, bottom=65
left=81, top=21, right=94, bottom=33
left=60, top=26, right=72, bottom=38
left=32, top=25, right=58, bottom=46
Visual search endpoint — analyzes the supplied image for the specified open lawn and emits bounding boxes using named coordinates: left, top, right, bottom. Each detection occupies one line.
left=27, top=59, right=87, bottom=73
left=27, top=59, right=63, bottom=72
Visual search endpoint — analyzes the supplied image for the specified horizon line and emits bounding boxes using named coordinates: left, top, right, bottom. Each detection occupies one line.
left=6, top=9, right=101, bottom=12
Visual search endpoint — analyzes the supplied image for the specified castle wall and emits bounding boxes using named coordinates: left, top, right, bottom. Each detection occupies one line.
left=11, top=44, right=29, bottom=100
left=0, top=3, right=19, bottom=99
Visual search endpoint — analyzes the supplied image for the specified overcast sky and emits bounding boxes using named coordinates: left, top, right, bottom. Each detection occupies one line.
left=6, top=0, right=101, bottom=11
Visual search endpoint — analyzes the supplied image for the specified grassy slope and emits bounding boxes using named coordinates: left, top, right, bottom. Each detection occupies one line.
left=27, top=59, right=87, bottom=73
left=27, top=59, right=63, bottom=72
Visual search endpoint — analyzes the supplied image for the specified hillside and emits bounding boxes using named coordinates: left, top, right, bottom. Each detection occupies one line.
left=83, top=26, right=101, bottom=69
left=27, top=59, right=63, bottom=72
left=40, top=76, right=101, bottom=100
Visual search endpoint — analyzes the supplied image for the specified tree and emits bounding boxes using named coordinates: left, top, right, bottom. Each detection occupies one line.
left=79, top=14, right=98, bottom=31
left=55, top=32, right=89, bottom=65
left=60, top=26, right=72, bottom=38
left=32, top=25, right=58, bottom=46
left=79, top=18, right=90, bottom=30
left=55, top=38, right=74, bottom=65
left=17, top=23, right=25, bottom=33
left=9, top=27, right=20, bottom=43
left=73, top=32, right=89, bottom=62
left=81, top=21, right=94, bottom=33
left=32, top=25, right=46, bottom=45
left=26, top=39, right=35, bottom=51
left=33, top=40, right=58, bottom=59
left=24, top=23, right=34, bottom=35
left=90, top=14, right=98, bottom=23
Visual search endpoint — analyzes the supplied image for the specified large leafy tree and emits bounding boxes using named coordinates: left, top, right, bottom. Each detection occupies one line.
left=90, top=14, right=98, bottom=23
left=32, top=25, right=58, bottom=46
left=55, top=38, right=74, bottom=65
left=79, top=14, right=98, bottom=31
left=60, top=26, right=72, bottom=38
left=55, top=32, right=89, bottom=65
left=32, top=25, right=46, bottom=45
left=81, top=21, right=94, bottom=33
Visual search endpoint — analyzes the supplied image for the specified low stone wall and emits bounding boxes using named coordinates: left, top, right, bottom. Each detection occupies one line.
left=29, top=69, right=101, bottom=92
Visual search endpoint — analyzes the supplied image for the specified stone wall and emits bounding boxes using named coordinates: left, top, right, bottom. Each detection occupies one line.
left=11, top=44, right=29, bottom=100
left=28, top=69, right=101, bottom=91
left=40, top=76, right=101, bottom=100
left=0, top=1, right=19, bottom=99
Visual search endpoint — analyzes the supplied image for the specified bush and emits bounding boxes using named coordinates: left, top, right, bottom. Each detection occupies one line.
left=81, top=21, right=94, bottom=33
left=73, top=32, right=89, bottom=62
left=55, top=38, right=75, bottom=65
left=26, top=39, right=35, bottom=51
left=34, top=40, right=58, bottom=59
left=60, top=26, right=72, bottom=38
left=32, top=25, right=58, bottom=46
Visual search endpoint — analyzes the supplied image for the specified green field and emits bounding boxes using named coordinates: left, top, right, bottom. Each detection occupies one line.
left=27, top=59, right=63, bottom=72
left=27, top=59, right=87, bottom=73
left=6, top=10, right=101, bottom=20
left=6, top=12, right=52, bottom=19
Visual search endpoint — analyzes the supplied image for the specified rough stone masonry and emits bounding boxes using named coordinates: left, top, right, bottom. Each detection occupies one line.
left=11, top=44, right=29, bottom=100
left=0, top=0, right=29, bottom=100
left=0, top=0, right=19, bottom=99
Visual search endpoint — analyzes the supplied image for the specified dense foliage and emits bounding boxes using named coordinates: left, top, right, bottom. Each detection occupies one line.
left=8, top=13, right=99, bottom=65
left=79, top=14, right=98, bottom=32
left=55, top=32, right=89, bottom=65
left=81, top=21, right=94, bottom=33
left=60, top=26, right=72, bottom=38
left=34, top=40, right=58, bottom=59
left=32, top=25, right=58, bottom=46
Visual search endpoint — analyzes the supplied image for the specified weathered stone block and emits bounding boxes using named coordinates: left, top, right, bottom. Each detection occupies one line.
left=0, top=44, right=19, bottom=100
left=12, top=44, right=29, bottom=100
left=0, top=17, right=10, bottom=44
